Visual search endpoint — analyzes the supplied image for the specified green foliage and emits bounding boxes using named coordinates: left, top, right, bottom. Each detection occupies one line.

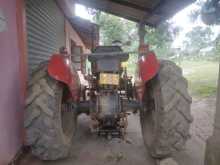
left=213, top=36, right=220, bottom=60
left=91, top=10, right=219, bottom=88
left=91, top=12, right=181, bottom=76
left=92, top=12, right=140, bottom=76
left=183, top=26, right=214, bottom=55
left=93, top=12, right=138, bottom=46
left=93, top=12, right=176, bottom=52
left=180, top=60, right=219, bottom=97
left=144, top=22, right=177, bottom=58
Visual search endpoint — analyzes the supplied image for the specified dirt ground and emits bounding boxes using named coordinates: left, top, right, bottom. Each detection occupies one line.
left=173, top=97, right=216, bottom=165
left=19, top=97, right=216, bottom=165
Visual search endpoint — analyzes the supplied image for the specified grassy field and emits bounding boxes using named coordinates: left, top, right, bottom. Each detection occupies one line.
left=179, top=60, right=219, bottom=97
left=126, top=58, right=219, bottom=98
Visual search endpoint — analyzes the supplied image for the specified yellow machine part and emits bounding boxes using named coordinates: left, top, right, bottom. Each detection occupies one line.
left=99, top=73, right=119, bottom=85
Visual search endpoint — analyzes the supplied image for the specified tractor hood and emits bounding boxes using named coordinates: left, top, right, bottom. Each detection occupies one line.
left=88, top=46, right=129, bottom=62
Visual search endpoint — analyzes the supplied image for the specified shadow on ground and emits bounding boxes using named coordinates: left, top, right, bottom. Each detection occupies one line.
left=19, top=97, right=216, bottom=165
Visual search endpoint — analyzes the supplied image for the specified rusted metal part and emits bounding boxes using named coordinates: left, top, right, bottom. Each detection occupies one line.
left=135, top=79, right=145, bottom=101
left=118, top=113, right=128, bottom=140
left=89, top=111, right=129, bottom=139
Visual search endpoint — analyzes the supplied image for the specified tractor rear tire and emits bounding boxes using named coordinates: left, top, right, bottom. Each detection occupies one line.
left=140, top=60, right=193, bottom=158
left=24, top=63, right=77, bottom=160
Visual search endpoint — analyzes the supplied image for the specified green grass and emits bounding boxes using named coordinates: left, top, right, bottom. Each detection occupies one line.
left=179, top=60, right=219, bottom=97
left=124, top=58, right=219, bottom=98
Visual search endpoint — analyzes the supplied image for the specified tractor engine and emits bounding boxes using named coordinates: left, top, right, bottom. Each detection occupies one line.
left=87, top=46, right=131, bottom=138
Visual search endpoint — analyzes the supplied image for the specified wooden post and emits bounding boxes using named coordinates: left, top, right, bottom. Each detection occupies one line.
left=135, top=22, right=145, bottom=79
left=205, top=63, right=220, bottom=165
left=138, top=23, right=145, bottom=45
left=204, top=36, right=220, bottom=165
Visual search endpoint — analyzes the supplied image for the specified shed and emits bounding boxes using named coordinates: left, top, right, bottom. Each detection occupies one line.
left=75, top=0, right=195, bottom=26
left=0, top=0, right=197, bottom=164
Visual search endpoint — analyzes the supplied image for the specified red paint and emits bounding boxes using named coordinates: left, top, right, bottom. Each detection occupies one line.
left=16, top=0, right=27, bottom=102
left=136, top=52, right=160, bottom=101
left=16, top=0, right=28, bottom=145
left=48, top=54, right=80, bottom=101
left=0, top=0, right=24, bottom=164
left=138, top=52, right=160, bottom=83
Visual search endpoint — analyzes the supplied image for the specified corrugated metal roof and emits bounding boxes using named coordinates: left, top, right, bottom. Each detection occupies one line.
left=75, top=0, right=195, bottom=26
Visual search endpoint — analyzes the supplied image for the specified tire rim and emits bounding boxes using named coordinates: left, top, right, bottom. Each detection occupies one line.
left=141, top=81, right=157, bottom=151
left=60, top=86, right=76, bottom=142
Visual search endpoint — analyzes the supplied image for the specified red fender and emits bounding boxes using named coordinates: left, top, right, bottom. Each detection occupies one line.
left=136, top=51, right=160, bottom=100
left=47, top=54, right=80, bottom=101
left=139, top=52, right=160, bottom=82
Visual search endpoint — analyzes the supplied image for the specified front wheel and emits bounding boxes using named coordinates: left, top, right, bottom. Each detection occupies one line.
left=140, top=60, right=193, bottom=158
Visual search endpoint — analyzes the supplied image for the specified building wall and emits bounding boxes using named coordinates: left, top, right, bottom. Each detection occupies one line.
left=0, top=1, right=90, bottom=164
left=65, top=19, right=90, bottom=85
left=65, top=19, right=90, bottom=54
left=0, top=0, right=24, bottom=164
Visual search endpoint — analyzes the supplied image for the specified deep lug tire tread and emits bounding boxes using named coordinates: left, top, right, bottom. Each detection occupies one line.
left=24, top=63, right=76, bottom=160
left=141, top=60, right=193, bottom=158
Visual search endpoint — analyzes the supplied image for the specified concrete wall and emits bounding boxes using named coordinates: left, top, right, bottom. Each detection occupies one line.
left=65, top=19, right=90, bottom=54
left=0, top=1, right=90, bottom=164
left=0, top=0, right=24, bottom=164
left=65, top=19, right=90, bottom=85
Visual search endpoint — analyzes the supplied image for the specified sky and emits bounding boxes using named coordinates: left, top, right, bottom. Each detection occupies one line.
left=170, top=2, right=220, bottom=47
left=75, top=4, right=93, bottom=20
left=75, top=2, right=220, bottom=47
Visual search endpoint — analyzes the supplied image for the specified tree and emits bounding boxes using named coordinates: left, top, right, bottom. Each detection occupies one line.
left=213, top=35, right=220, bottom=60
left=183, top=26, right=214, bottom=56
left=201, top=0, right=220, bottom=25
left=91, top=11, right=139, bottom=75
left=93, top=12, right=137, bottom=46
left=92, top=12, right=175, bottom=55
left=144, top=22, right=178, bottom=58
left=188, top=0, right=206, bottom=22
left=91, top=11, right=178, bottom=74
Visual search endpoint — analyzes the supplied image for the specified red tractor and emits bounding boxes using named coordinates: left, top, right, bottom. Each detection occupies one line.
left=24, top=44, right=192, bottom=160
